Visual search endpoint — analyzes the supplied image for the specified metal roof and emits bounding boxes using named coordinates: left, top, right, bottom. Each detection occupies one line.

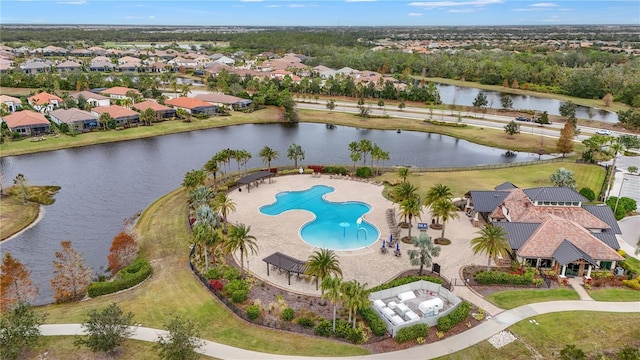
left=493, top=222, right=541, bottom=250
left=237, top=171, right=273, bottom=185
left=552, top=239, right=598, bottom=267
left=582, top=205, right=622, bottom=234
left=469, top=191, right=510, bottom=212
left=592, top=232, right=620, bottom=249
left=524, top=187, right=588, bottom=203
left=495, top=182, right=518, bottom=191
left=262, top=252, right=307, bottom=274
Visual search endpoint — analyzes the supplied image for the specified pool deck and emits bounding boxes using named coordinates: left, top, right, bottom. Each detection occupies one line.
left=228, top=174, right=488, bottom=297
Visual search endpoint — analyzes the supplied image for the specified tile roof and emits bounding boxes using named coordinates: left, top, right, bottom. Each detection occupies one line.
left=524, top=187, right=587, bottom=203
left=517, top=215, right=624, bottom=261
left=57, top=60, right=81, bottom=68
left=582, top=205, right=622, bottom=234
left=194, top=93, right=245, bottom=104
left=469, top=190, right=510, bottom=212
left=2, top=110, right=50, bottom=127
left=101, top=87, right=140, bottom=96
left=165, top=97, right=215, bottom=110
left=493, top=222, right=541, bottom=250
left=49, top=108, right=96, bottom=123
left=0, top=95, right=22, bottom=104
left=552, top=239, right=597, bottom=267
left=28, top=92, right=63, bottom=105
left=70, top=91, right=109, bottom=101
left=92, top=105, right=139, bottom=119
left=132, top=100, right=173, bottom=112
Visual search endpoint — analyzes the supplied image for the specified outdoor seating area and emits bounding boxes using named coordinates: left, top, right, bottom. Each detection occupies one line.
left=262, top=251, right=308, bottom=286
left=327, top=174, right=383, bottom=185
left=386, top=208, right=401, bottom=242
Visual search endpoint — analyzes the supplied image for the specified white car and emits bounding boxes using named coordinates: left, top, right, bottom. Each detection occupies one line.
left=595, top=129, right=612, bottom=136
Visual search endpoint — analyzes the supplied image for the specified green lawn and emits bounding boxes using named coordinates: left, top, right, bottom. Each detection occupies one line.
left=588, top=288, right=640, bottom=302
left=621, top=255, right=640, bottom=276
left=440, top=312, right=640, bottom=360
left=486, top=289, right=580, bottom=309
left=0, top=192, right=39, bottom=241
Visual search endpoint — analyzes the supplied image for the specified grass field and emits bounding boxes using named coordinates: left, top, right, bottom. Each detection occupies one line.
left=588, top=288, right=640, bottom=302
left=37, top=188, right=369, bottom=357
left=440, top=312, right=640, bottom=360
left=485, top=289, right=580, bottom=309
left=0, top=194, right=39, bottom=241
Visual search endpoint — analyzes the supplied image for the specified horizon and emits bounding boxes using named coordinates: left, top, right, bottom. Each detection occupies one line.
left=1, top=0, right=638, bottom=27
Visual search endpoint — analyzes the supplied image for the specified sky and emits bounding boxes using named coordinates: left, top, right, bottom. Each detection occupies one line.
left=1, top=0, right=638, bottom=26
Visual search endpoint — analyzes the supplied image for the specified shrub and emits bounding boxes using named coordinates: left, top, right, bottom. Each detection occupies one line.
left=369, top=276, right=444, bottom=292
left=474, top=267, right=535, bottom=285
left=223, top=266, right=242, bottom=281
left=87, top=258, right=152, bottom=297
left=231, top=289, right=248, bottom=303
left=424, top=119, right=468, bottom=127
left=355, top=167, right=372, bottom=178
left=437, top=301, right=471, bottom=332
left=208, top=279, right=223, bottom=291
left=622, top=276, right=640, bottom=290
left=396, top=323, right=429, bottom=343
left=314, top=319, right=333, bottom=337
left=282, top=307, right=294, bottom=322
left=224, top=279, right=248, bottom=294
left=346, top=326, right=367, bottom=344
left=205, top=266, right=223, bottom=280
left=322, top=166, right=348, bottom=175
left=246, top=305, right=260, bottom=320
left=579, top=187, right=596, bottom=201
left=297, top=317, right=315, bottom=328
left=358, top=307, right=387, bottom=336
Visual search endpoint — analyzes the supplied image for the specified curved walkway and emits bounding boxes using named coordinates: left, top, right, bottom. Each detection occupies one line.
left=39, top=300, right=640, bottom=360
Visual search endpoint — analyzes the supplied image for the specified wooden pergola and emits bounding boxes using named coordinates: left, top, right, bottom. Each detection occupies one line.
left=262, top=252, right=307, bottom=285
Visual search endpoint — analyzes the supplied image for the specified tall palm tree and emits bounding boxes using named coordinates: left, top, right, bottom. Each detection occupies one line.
left=192, top=222, right=213, bottom=271
left=396, top=167, right=410, bottom=182
left=407, top=233, right=441, bottom=276
left=431, top=198, right=460, bottom=241
left=392, top=181, right=419, bottom=207
left=321, top=276, right=343, bottom=332
left=358, top=139, right=372, bottom=165
left=224, top=223, right=258, bottom=277
left=204, top=157, right=219, bottom=190
left=304, top=248, right=342, bottom=293
left=471, top=225, right=510, bottom=271
left=424, top=184, right=453, bottom=224
left=212, top=193, right=236, bottom=234
left=259, top=146, right=279, bottom=183
left=342, top=280, right=369, bottom=328
left=286, top=143, right=305, bottom=168
left=237, top=150, right=252, bottom=174
left=399, top=197, right=422, bottom=239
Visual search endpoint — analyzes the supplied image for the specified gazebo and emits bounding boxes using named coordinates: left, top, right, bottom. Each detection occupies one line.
left=262, top=252, right=307, bottom=285
left=237, top=170, right=273, bottom=192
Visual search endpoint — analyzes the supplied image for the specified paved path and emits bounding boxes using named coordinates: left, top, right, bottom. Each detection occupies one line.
left=567, top=277, right=594, bottom=301
left=39, top=300, right=640, bottom=360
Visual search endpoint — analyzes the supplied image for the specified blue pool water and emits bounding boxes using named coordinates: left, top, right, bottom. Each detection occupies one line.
left=259, top=185, right=380, bottom=251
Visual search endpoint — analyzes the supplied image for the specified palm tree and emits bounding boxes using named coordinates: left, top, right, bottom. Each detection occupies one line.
left=350, top=151, right=361, bottom=174
left=204, top=157, right=219, bottom=190
left=425, top=184, right=453, bottom=223
left=321, top=276, right=343, bottom=332
left=358, top=139, right=372, bottom=165
left=399, top=197, right=422, bottom=239
left=304, top=248, right=342, bottom=293
left=471, top=225, right=511, bottom=271
left=342, top=280, right=369, bottom=328
left=192, top=222, right=214, bottom=270
left=237, top=150, right=252, bottom=174
left=407, top=233, right=441, bottom=276
left=549, top=167, right=576, bottom=189
left=224, top=223, right=258, bottom=277
left=182, top=169, right=206, bottom=190
left=286, top=143, right=305, bottom=168
left=431, top=198, right=460, bottom=241
left=212, top=193, right=236, bottom=234
left=397, top=167, right=410, bottom=182
left=392, top=181, right=419, bottom=206
left=259, top=146, right=279, bottom=183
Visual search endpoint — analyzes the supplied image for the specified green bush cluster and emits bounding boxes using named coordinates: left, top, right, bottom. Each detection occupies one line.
left=622, top=276, right=640, bottom=290
left=436, top=301, right=471, bottom=332
left=296, top=317, right=315, bottom=328
left=355, top=167, right=372, bottom=178
left=620, top=257, right=640, bottom=278
left=474, top=267, right=535, bottom=285
left=88, top=258, right=152, bottom=297
left=246, top=305, right=260, bottom=320
left=579, top=187, right=596, bottom=201
left=204, top=265, right=242, bottom=281
left=424, top=119, right=468, bottom=127
left=395, top=323, right=429, bottom=344
left=369, top=276, right=444, bottom=292
left=358, top=308, right=387, bottom=336
left=322, top=166, right=348, bottom=175
left=282, top=307, right=295, bottom=321
left=225, top=279, right=249, bottom=303
left=314, top=319, right=366, bottom=344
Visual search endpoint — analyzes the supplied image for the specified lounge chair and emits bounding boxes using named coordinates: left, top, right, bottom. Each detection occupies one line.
left=381, top=246, right=388, bottom=254
left=394, top=249, right=402, bottom=257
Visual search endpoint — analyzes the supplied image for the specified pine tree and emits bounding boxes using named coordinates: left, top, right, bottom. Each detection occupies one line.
left=556, top=122, right=575, bottom=157
left=51, top=240, right=93, bottom=303
left=0, top=253, right=39, bottom=311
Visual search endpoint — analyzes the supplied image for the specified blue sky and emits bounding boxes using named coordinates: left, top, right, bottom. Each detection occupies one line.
left=1, top=0, right=638, bottom=26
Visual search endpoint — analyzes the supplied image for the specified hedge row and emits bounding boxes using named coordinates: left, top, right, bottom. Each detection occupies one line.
left=369, top=276, right=444, bottom=292
left=423, top=119, right=468, bottom=127
left=396, top=323, right=429, bottom=343
left=314, top=319, right=366, bottom=344
left=474, top=268, right=535, bottom=285
left=358, top=307, right=387, bottom=336
left=88, top=258, right=152, bottom=297
left=436, top=301, right=471, bottom=332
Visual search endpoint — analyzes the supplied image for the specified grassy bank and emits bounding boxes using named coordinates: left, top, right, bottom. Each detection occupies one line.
left=440, top=312, right=640, bottom=360
left=375, top=161, right=605, bottom=198
left=37, top=188, right=368, bottom=357
left=0, top=195, right=39, bottom=241
left=588, top=288, right=640, bottom=302
left=486, top=289, right=580, bottom=309
left=421, top=77, right=631, bottom=113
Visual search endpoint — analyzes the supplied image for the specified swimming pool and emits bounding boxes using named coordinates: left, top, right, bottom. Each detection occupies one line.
left=259, top=185, right=380, bottom=251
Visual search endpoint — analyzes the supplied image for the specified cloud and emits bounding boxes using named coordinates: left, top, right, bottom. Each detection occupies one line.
left=57, top=0, right=87, bottom=4
left=345, top=0, right=376, bottom=2
left=408, top=12, right=423, bottom=16
left=512, top=2, right=559, bottom=12
left=409, top=0, right=503, bottom=9
left=240, top=0, right=263, bottom=2
left=266, top=4, right=281, bottom=7
left=289, top=3, right=306, bottom=7
left=449, top=8, right=476, bottom=13
left=530, top=2, right=559, bottom=7
left=148, top=15, right=156, bottom=19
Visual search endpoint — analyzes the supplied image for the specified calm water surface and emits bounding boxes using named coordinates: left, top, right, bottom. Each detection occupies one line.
left=0, top=123, right=550, bottom=304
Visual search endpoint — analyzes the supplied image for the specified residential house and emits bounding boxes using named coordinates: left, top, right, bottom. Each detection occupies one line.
left=0, top=57, right=14, bottom=73
left=194, top=93, right=252, bottom=110
left=91, top=105, right=140, bottom=126
left=101, top=87, right=141, bottom=102
left=28, top=92, right=63, bottom=113
left=87, top=46, right=108, bottom=56
left=213, top=56, right=235, bottom=65
left=168, top=57, right=197, bottom=69
left=466, top=183, right=624, bottom=278
left=118, top=56, right=141, bottom=65
left=313, top=65, right=337, bottom=79
left=49, top=108, right=98, bottom=131
left=0, top=95, right=23, bottom=113
left=56, top=60, right=82, bottom=73
left=1, top=110, right=50, bottom=136
left=165, top=97, right=217, bottom=116
left=70, top=48, right=92, bottom=57
left=118, top=62, right=138, bottom=72
left=69, top=91, right=111, bottom=108
left=21, top=59, right=53, bottom=74
left=39, top=45, right=68, bottom=56
left=132, top=100, right=176, bottom=120
left=89, top=56, right=115, bottom=72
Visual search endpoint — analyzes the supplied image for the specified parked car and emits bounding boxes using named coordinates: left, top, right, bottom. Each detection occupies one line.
left=595, top=129, right=612, bottom=136
left=515, top=116, right=531, bottom=122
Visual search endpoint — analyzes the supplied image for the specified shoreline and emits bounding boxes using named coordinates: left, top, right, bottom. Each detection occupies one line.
left=1, top=205, right=44, bottom=242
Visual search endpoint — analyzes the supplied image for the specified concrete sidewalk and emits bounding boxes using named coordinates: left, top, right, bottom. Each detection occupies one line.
left=39, top=300, right=640, bottom=360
